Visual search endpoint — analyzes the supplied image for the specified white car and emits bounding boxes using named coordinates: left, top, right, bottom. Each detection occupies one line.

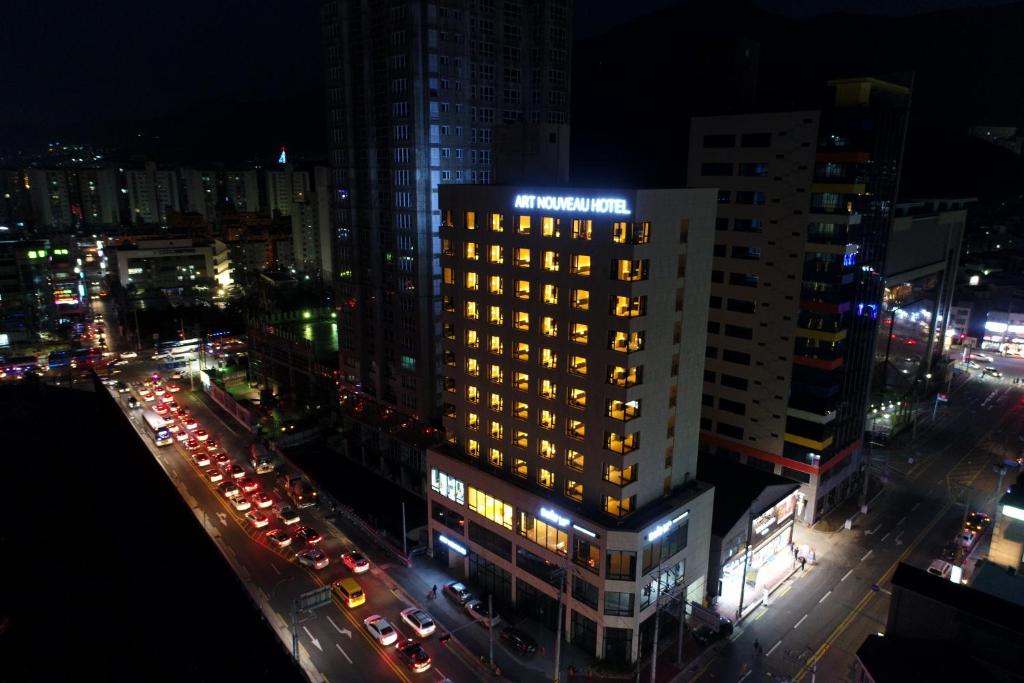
left=296, top=548, right=329, bottom=569
left=464, top=599, right=501, bottom=628
left=120, top=351, right=138, bottom=359
left=400, top=608, right=436, bottom=638
left=363, top=615, right=399, bottom=646
left=231, top=496, right=252, bottom=512
left=245, top=509, right=270, bottom=528
left=927, top=559, right=953, bottom=579
left=274, top=504, right=300, bottom=525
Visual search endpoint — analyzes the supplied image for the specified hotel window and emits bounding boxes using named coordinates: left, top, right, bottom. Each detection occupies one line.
left=489, top=335, right=504, bottom=355
left=540, top=348, right=558, bottom=369
left=490, top=420, right=504, bottom=441
left=443, top=267, right=455, bottom=285
left=489, top=244, right=504, bottom=264
left=570, top=254, right=591, bottom=276
left=513, top=458, right=528, bottom=477
left=541, top=316, right=558, bottom=337
left=613, top=221, right=649, bottom=244
left=488, top=305, right=503, bottom=326
left=517, top=216, right=531, bottom=235
left=568, top=354, right=588, bottom=377
left=542, top=216, right=558, bottom=237
left=465, top=271, right=479, bottom=290
left=570, top=323, right=588, bottom=344
left=604, top=494, right=636, bottom=518
left=442, top=238, right=454, bottom=256
left=514, top=310, right=530, bottom=331
left=514, top=341, right=530, bottom=362
left=607, top=364, right=642, bottom=387
left=443, top=402, right=456, bottom=418
left=571, top=288, right=590, bottom=310
left=466, top=385, right=480, bottom=403
left=469, top=486, right=513, bottom=530
left=604, top=463, right=638, bottom=486
left=605, top=431, right=639, bottom=454
left=467, top=412, right=480, bottom=430
left=538, top=468, right=555, bottom=489
left=513, top=430, right=529, bottom=449
left=611, top=295, right=646, bottom=317
left=466, top=329, right=480, bottom=349
left=614, top=259, right=648, bottom=282
left=567, top=449, right=585, bottom=471
left=606, top=550, right=637, bottom=581
left=567, top=419, right=585, bottom=440
left=489, top=275, right=503, bottom=295
left=443, top=295, right=455, bottom=313
left=465, top=242, right=479, bottom=260
left=466, top=357, right=480, bottom=376
left=443, top=350, right=456, bottom=367
left=513, top=400, right=529, bottom=420
left=609, top=330, right=644, bottom=352
left=539, top=378, right=557, bottom=400
left=465, top=211, right=477, bottom=230
left=539, top=438, right=557, bottom=460
left=567, top=387, right=587, bottom=409
left=572, top=219, right=592, bottom=240
left=489, top=364, right=504, bottom=384
left=514, top=247, right=531, bottom=268
left=467, top=439, right=481, bottom=458
left=444, top=323, right=456, bottom=340
left=607, top=399, right=640, bottom=421
left=542, top=250, right=559, bottom=272
left=514, top=279, right=531, bottom=299
left=465, top=300, right=480, bottom=320
left=443, top=376, right=456, bottom=393
left=513, top=371, right=530, bottom=392
left=539, top=409, right=556, bottom=430
left=518, top=511, right=567, bottom=555
left=490, top=213, right=504, bottom=232
left=490, top=393, right=504, bottom=413
left=542, top=283, right=559, bottom=305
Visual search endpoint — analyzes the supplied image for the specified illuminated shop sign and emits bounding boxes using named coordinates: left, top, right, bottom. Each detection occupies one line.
left=647, top=510, right=689, bottom=543
left=540, top=507, right=570, bottom=527
left=1003, top=504, right=1024, bottom=522
left=438, top=535, right=467, bottom=556
left=513, top=194, right=631, bottom=215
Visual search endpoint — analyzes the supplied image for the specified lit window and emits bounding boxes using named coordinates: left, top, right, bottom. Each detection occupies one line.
left=605, top=431, right=639, bottom=454
left=614, top=259, right=648, bottom=282
left=489, top=335, right=504, bottom=355
left=570, top=254, right=591, bottom=276
left=490, top=393, right=504, bottom=412
left=443, top=267, right=455, bottom=285
left=571, top=288, right=589, bottom=310
left=542, top=250, right=559, bottom=272
left=488, top=447, right=504, bottom=468
left=567, top=419, right=585, bottom=440
left=517, top=216, right=531, bottom=234
left=611, top=295, right=646, bottom=317
left=542, top=216, right=558, bottom=237
left=489, top=275, right=503, bottom=295
left=488, top=305, right=504, bottom=326
left=515, top=279, right=531, bottom=299
left=444, top=350, right=456, bottom=367
left=466, top=329, right=480, bottom=349
left=514, top=341, right=530, bottom=362
left=567, top=449, right=585, bottom=471
left=572, top=219, right=592, bottom=240
left=513, top=400, right=529, bottom=420
left=443, top=376, right=456, bottom=393
left=443, top=295, right=455, bottom=313
left=465, top=300, right=479, bottom=320
left=514, top=247, right=531, bottom=268
left=539, top=439, right=557, bottom=460
left=604, top=463, right=638, bottom=486
left=603, top=494, right=635, bottom=518
left=465, top=242, right=479, bottom=260
left=541, top=316, right=558, bottom=337
left=490, top=420, right=504, bottom=440
left=513, top=431, right=528, bottom=449
left=540, top=379, right=557, bottom=400
left=444, top=323, right=456, bottom=340
left=513, top=458, right=528, bottom=477
left=465, top=211, right=477, bottom=230
left=543, top=283, right=558, bottom=305
left=467, top=412, right=480, bottom=430
left=489, top=364, right=504, bottom=384
left=609, top=330, right=644, bottom=352
left=540, top=348, right=558, bottom=369
left=466, top=357, right=480, bottom=376
left=568, top=355, right=587, bottom=376
left=514, top=372, right=529, bottom=392
left=442, top=238, right=454, bottom=256
left=490, top=213, right=504, bottom=232
left=538, top=468, right=555, bottom=489
left=570, top=323, right=588, bottom=344
left=607, top=364, right=641, bottom=387
left=467, top=439, right=481, bottom=457
left=568, top=387, right=587, bottom=409
left=489, top=244, right=504, bottom=264
left=539, top=409, right=556, bottom=430
left=514, top=310, right=530, bottom=331
left=466, top=385, right=480, bottom=403
left=565, top=480, right=583, bottom=502
left=613, top=221, right=649, bottom=244
left=607, top=399, right=641, bottom=421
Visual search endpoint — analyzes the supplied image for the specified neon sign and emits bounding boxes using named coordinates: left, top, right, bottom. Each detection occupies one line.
left=513, top=194, right=631, bottom=215
left=438, top=534, right=467, bottom=555
left=278, top=147, right=287, bottom=164
left=647, top=510, right=689, bottom=542
left=540, top=507, right=570, bottom=527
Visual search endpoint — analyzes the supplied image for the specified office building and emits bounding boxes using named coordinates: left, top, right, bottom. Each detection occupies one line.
left=322, top=0, right=573, bottom=419
left=426, top=184, right=718, bottom=663
left=688, top=77, right=912, bottom=523
left=113, top=238, right=231, bottom=292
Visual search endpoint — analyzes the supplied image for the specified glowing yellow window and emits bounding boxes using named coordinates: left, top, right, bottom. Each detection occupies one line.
left=539, top=439, right=557, bottom=460
left=513, top=372, right=529, bottom=392
left=570, top=323, right=588, bottom=344
left=465, top=357, right=480, bottom=376
left=610, top=330, right=644, bottom=352
left=442, top=238, right=454, bottom=256
left=542, top=216, right=558, bottom=237
left=513, top=400, right=529, bottom=420
left=465, top=242, right=479, bottom=260
left=490, top=421, right=504, bottom=440
left=513, top=458, right=528, bottom=477
left=489, top=244, right=504, bottom=264
left=490, top=213, right=504, bottom=232
left=465, top=271, right=479, bottom=290
left=467, top=439, right=481, bottom=458
left=465, top=300, right=479, bottom=320
left=443, top=267, right=455, bottom=285
left=489, top=335, right=504, bottom=355
left=605, top=431, right=639, bottom=454
left=514, top=279, right=531, bottom=299
left=488, top=305, right=503, bottom=326
left=607, top=399, right=640, bottom=421
left=513, top=431, right=528, bottom=449
left=489, top=275, right=503, bottom=295
left=490, top=393, right=504, bottom=412
left=611, top=295, right=645, bottom=317
left=607, top=364, right=641, bottom=387
left=572, top=219, right=592, bottom=240
left=604, top=495, right=635, bottom=518
left=611, top=221, right=649, bottom=244
left=565, top=480, right=583, bottom=502
left=444, top=323, right=456, bottom=340
left=465, top=211, right=477, bottom=230
left=514, top=342, right=530, bottom=362
left=571, top=288, right=590, bottom=310
left=615, top=259, right=648, bottom=282
left=539, top=379, right=557, bottom=400
left=613, top=222, right=628, bottom=243
left=604, top=463, right=638, bottom=485
left=567, top=419, right=585, bottom=440
left=466, top=385, right=480, bottom=403
left=540, top=348, right=558, bottom=369
left=466, top=329, right=480, bottom=349
left=517, top=216, right=531, bottom=234
left=538, top=468, right=555, bottom=489
left=543, top=284, right=559, bottom=305
left=466, top=412, right=480, bottom=430
left=541, top=316, right=558, bottom=338
left=568, top=355, right=587, bottom=376
left=568, top=387, right=587, bottom=409
left=542, top=250, right=559, bottom=272
left=567, top=449, right=585, bottom=471
left=570, top=254, right=591, bottom=276
left=442, top=295, right=455, bottom=313
left=489, top=364, right=504, bottom=384
left=539, top=409, right=556, bottom=430
left=514, top=310, right=530, bottom=331
left=488, top=447, right=504, bottom=468
left=514, top=247, right=531, bottom=268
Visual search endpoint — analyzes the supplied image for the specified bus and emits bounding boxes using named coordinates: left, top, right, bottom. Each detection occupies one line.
left=155, top=338, right=200, bottom=359
left=47, top=350, right=72, bottom=370
left=71, top=347, right=104, bottom=368
left=143, top=410, right=174, bottom=447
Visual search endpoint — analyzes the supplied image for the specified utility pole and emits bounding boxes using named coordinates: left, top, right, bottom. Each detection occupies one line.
left=552, top=565, right=566, bottom=683
left=290, top=602, right=299, bottom=661
left=735, top=510, right=754, bottom=621
left=488, top=593, right=495, bottom=668
left=401, top=502, right=408, bottom=557
left=676, top=580, right=687, bottom=665
left=650, top=580, right=661, bottom=683
left=133, top=307, right=141, bottom=351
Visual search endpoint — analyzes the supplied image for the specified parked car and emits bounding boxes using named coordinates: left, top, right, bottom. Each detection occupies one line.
left=499, top=626, right=537, bottom=655
left=443, top=581, right=473, bottom=604
left=927, top=559, right=953, bottom=579
left=464, top=599, right=501, bottom=628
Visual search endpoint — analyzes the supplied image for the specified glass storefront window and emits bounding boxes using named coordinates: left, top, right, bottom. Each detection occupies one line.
left=468, top=486, right=513, bottom=530
left=518, top=511, right=568, bottom=556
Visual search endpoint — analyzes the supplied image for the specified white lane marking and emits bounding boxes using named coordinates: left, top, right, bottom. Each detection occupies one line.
left=818, top=590, right=832, bottom=604
left=912, top=502, right=921, bottom=511
left=794, top=614, right=808, bottom=629
left=335, top=642, right=353, bottom=663
left=327, top=616, right=352, bottom=638
left=861, top=550, right=873, bottom=562
left=880, top=532, right=890, bottom=542
left=216, top=512, right=228, bottom=526
left=303, top=625, right=323, bottom=651
left=270, top=563, right=282, bottom=576
left=766, top=640, right=782, bottom=657
left=897, top=516, right=906, bottom=526
left=841, top=569, right=853, bottom=582
left=739, top=671, right=752, bottom=682
left=866, top=523, right=883, bottom=536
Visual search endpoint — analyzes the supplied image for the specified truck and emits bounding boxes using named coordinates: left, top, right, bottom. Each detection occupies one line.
left=249, top=441, right=275, bottom=474
left=276, top=469, right=319, bottom=509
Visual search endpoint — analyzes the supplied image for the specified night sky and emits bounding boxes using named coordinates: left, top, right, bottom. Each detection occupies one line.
left=1, top=0, right=1015, bottom=153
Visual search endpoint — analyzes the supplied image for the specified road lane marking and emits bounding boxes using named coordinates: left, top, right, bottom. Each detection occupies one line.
left=866, top=523, right=883, bottom=535
left=766, top=640, right=782, bottom=657
left=738, top=670, right=752, bottom=683
left=327, top=616, right=352, bottom=638
left=861, top=550, right=873, bottom=562
left=897, top=516, right=906, bottom=526
left=794, top=614, right=808, bottom=629
left=880, top=532, right=890, bottom=542
left=302, top=625, right=323, bottom=651
left=841, top=569, right=853, bottom=582
left=270, top=563, right=282, bottom=575
left=819, top=590, right=832, bottom=604
left=335, top=643, right=352, bottom=664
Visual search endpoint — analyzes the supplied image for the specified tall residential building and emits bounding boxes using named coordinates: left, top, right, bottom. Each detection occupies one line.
left=223, top=170, right=260, bottom=213
left=290, top=166, right=333, bottom=279
left=180, top=168, right=220, bottom=220
left=72, top=168, right=121, bottom=227
left=688, top=77, right=911, bottom=524
left=427, top=184, right=717, bottom=663
left=266, top=165, right=313, bottom=218
left=124, top=162, right=180, bottom=225
left=322, top=0, right=573, bottom=419
left=27, top=169, right=73, bottom=229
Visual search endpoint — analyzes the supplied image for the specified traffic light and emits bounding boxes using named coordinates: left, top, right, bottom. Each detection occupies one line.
left=439, top=634, right=451, bottom=646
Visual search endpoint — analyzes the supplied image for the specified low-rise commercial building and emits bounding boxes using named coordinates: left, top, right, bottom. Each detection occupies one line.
left=113, top=238, right=231, bottom=293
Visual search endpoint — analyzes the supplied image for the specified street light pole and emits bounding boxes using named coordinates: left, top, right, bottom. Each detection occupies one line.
left=488, top=593, right=495, bottom=668
left=552, top=563, right=566, bottom=683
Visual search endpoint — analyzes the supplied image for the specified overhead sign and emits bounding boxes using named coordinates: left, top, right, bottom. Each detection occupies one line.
left=295, top=586, right=332, bottom=612
left=513, top=194, right=631, bottom=215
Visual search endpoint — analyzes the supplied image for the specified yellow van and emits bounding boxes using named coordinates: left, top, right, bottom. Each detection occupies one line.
left=335, top=578, right=365, bottom=608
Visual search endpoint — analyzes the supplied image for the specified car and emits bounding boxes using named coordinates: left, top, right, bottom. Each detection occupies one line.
left=499, top=626, right=537, bottom=655
left=966, top=360, right=981, bottom=369
left=182, top=417, right=198, bottom=430
left=175, top=430, right=189, bottom=442
left=443, top=581, right=473, bottom=604
left=341, top=551, right=370, bottom=574
left=170, top=371, right=184, bottom=380
left=112, top=359, right=129, bottom=366
left=266, top=528, right=292, bottom=548
left=165, top=383, right=181, bottom=393
left=400, top=608, right=436, bottom=638
left=159, top=393, right=174, bottom=404
left=274, top=504, right=300, bottom=525
left=126, top=396, right=141, bottom=409
left=464, top=600, right=501, bottom=628
left=225, top=464, right=245, bottom=479
left=691, top=618, right=733, bottom=647
left=140, top=391, right=155, bottom=401
left=252, top=492, right=274, bottom=509
left=927, top=559, right=954, bottom=579
left=293, top=525, right=323, bottom=545
left=150, top=373, right=161, bottom=382
left=219, top=481, right=241, bottom=498
left=395, top=639, right=432, bottom=673
left=205, top=468, right=225, bottom=484
left=120, top=351, right=138, bottom=359
left=194, top=428, right=209, bottom=441
left=363, top=615, right=399, bottom=646
left=245, top=509, right=270, bottom=528
left=972, top=353, right=994, bottom=362
left=186, top=438, right=202, bottom=452
left=115, top=381, right=129, bottom=393
left=167, top=401, right=181, bottom=413
left=959, top=528, right=979, bottom=549
left=205, top=440, right=221, bottom=455
left=231, top=496, right=252, bottom=512
left=965, top=511, right=992, bottom=533
left=211, top=452, right=231, bottom=468
left=983, top=366, right=1004, bottom=378
left=296, top=548, right=329, bottom=569
left=153, top=385, right=166, bottom=396
left=191, top=449, right=210, bottom=465
left=101, top=377, right=118, bottom=386
left=238, top=476, right=259, bottom=494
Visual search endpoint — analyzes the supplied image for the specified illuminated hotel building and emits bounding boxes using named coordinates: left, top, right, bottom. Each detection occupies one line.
left=426, top=185, right=717, bottom=663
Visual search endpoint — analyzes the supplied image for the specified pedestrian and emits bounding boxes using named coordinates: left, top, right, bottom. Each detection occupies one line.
left=793, top=545, right=799, bottom=560
left=754, top=639, right=761, bottom=656
left=431, top=584, right=438, bottom=599
left=800, top=556, right=807, bottom=571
